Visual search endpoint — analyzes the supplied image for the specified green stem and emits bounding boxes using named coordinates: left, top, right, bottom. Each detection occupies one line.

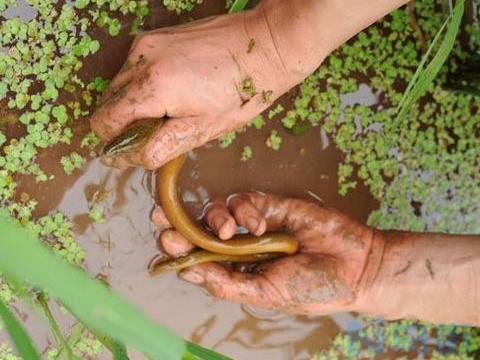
left=86, top=326, right=129, bottom=360
left=37, top=293, right=76, bottom=360
left=55, top=323, right=85, bottom=360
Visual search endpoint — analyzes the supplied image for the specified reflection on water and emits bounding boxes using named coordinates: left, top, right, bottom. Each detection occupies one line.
left=340, top=83, right=379, bottom=109
left=2, top=0, right=37, bottom=21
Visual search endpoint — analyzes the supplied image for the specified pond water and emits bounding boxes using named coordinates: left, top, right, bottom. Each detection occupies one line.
left=2, top=1, right=380, bottom=359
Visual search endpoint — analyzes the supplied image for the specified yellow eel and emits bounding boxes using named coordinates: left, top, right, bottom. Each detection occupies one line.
left=102, top=118, right=298, bottom=275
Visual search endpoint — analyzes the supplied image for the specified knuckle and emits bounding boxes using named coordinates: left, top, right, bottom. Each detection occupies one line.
left=234, top=202, right=252, bottom=215
left=139, top=143, right=160, bottom=170
left=210, top=284, right=228, bottom=300
left=230, top=193, right=250, bottom=206
left=244, top=192, right=264, bottom=205
left=206, top=203, right=225, bottom=217
left=142, top=155, right=158, bottom=170
left=231, top=195, right=253, bottom=212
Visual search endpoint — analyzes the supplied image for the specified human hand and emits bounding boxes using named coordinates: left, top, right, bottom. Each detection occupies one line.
left=153, top=192, right=384, bottom=314
left=90, top=6, right=315, bottom=169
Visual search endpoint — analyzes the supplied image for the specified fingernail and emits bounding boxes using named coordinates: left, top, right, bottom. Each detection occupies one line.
left=246, top=217, right=259, bottom=233
left=213, top=217, right=226, bottom=233
left=179, top=269, right=204, bottom=284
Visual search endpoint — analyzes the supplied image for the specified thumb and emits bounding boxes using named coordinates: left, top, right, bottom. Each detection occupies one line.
left=103, top=116, right=206, bottom=170
left=179, top=263, right=286, bottom=309
left=90, top=80, right=166, bottom=142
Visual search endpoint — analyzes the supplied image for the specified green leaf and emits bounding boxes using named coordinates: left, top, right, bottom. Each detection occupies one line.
left=0, top=216, right=185, bottom=360
left=240, top=145, right=253, bottom=161
left=0, top=216, right=230, bottom=360
left=52, top=105, right=68, bottom=124
left=0, top=297, right=41, bottom=360
left=89, top=40, right=100, bottom=54
left=112, top=341, right=129, bottom=360
left=108, top=18, right=121, bottom=36
left=395, top=0, right=465, bottom=119
left=186, top=342, right=232, bottom=360
left=74, top=0, right=89, bottom=9
left=248, top=115, right=265, bottom=129
left=228, top=0, right=248, bottom=13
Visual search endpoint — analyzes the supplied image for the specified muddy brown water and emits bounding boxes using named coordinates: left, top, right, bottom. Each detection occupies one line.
left=3, top=1, right=379, bottom=359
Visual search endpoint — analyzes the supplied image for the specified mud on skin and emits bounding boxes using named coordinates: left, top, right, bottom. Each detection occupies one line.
left=155, top=191, right=379, bottom=313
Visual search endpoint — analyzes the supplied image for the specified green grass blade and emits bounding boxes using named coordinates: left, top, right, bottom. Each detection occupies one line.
left=0, top=297, right=41, bottom=360
left=186, top=342, right=233, bottom=360
left=395, top=12, right=451, bottom=113
left=112, top=340, right=129, bottom=360
left=0, top=216, right=185, bottom=360
left=396, top=0, right=465, bottom=119
left=228, top=0, right=249, bottom=13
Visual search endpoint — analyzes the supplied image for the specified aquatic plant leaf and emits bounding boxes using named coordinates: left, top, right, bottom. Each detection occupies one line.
left=228, top=0, right=248, bottom=13
left=396, top=0, right=465, bottom=119
left=0, top=297, right=41, bottom=360
left=0, top=216, right=185, bottom=360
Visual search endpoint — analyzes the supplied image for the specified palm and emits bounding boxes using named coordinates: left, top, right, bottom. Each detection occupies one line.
left=155, top=192, right=375, bottom=313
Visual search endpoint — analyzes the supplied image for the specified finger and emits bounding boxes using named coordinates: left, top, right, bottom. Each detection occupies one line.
left=203, top=199, right=237, bottom=240
left=159, top=229, right=194, bottom=256
left=230, top=192, right=318, bottom=235
left=150, top=206, right=171, bottom=230
left=90, top=79, right=166, bottom=142
left=227, top=194, right=267, bottom=236
left=101, top=67, right=132, bottom=102
left=100, top=77, right=130, bottom=105
left=179, top=263, right=286, bottom=309
left=117, top=116, right=206, bottom=170
left=101, top=52, right=150, bottom=101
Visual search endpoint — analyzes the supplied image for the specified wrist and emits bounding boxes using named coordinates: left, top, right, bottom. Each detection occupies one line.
left=349, top=228, right=386, bottom=313
left=252, top=0, right=330, bottom=80
left=352, top=230, right=480, bottom=325
left=252, top=0, right=409, bottom=80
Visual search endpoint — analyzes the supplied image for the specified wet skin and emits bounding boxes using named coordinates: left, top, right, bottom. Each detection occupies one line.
left=154, top=192, right=377, bottom=313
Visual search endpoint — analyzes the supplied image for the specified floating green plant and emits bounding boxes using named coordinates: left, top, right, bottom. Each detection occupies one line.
left=163, top=0, right=203, bottom=14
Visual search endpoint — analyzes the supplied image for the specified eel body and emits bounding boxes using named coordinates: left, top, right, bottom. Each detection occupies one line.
left=102, top=118, right=298, bottom=274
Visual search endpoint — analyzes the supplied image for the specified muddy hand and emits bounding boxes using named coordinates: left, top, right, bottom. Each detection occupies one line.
left=156, top=192, right=381, bottom=314
left=90, top=6, right=309, bottom=170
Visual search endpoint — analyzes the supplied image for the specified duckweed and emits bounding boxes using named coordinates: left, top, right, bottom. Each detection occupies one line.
left=0, top=0, right=149, bottom=356
left=61, top=152, right=84, bottom=175
left=265, top=129, right=282, bottom=150
left=305, top=0, right=480, bottom=358
left=240, top=145, right=252, bottom=161
left=0, top=0, right=148, bottom=273
left=163, top=0, right=203, bottom=14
